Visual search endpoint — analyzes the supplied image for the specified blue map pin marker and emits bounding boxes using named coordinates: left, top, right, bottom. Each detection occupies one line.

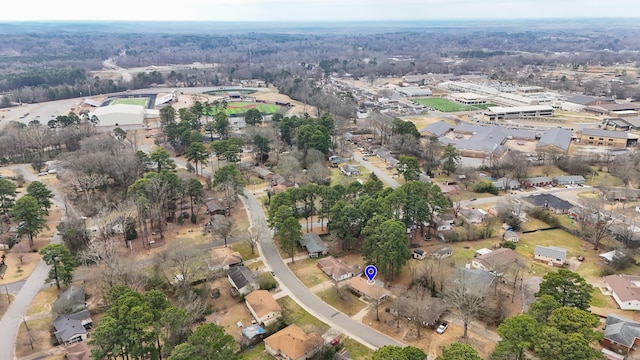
left=364, top=265, right=377, bottom=284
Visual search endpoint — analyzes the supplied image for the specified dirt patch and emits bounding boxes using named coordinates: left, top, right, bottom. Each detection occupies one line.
left=15, top=317, right=57, bottom=358
left=204, top=278, right=253, bottom=341
left=362, top=309, right=496, bottom=359
left=26, top=287, right=60, bottom=317
left=0, top=250, right=40, bottom=284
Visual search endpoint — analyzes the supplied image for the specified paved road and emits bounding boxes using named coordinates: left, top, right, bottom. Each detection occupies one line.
left=0, top=165, right=75, bottom=360
left=353, top=154, right=400, bottom=189
left=242, top=189, right=404, bottom=349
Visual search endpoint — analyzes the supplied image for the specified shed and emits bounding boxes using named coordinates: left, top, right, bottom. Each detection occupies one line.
left=503, top=231, right=519, bottom=242
left=431, top=247, right=452, bottom=259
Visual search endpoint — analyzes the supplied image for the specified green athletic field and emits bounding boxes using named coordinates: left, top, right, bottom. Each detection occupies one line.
left=414, top=98, right=498, bottom=112
left=110, top=97, right=150, bottom=107
left=202, top=101, right=281, bottom=117
left=203, top=89, right=257, bottom=96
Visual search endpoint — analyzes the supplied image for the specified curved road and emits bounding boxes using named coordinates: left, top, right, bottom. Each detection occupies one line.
left=0, top=165, right=74, bottom=360
left=242, top=189, right=404, bottom=349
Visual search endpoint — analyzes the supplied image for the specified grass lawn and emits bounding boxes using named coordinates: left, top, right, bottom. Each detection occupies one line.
left=289, top=258, right=325, bottom=287
left=277, top=296, right=330, bottom=333
left=520, top=218, right=550, bottom=231
left=341, top=337, right=374, bottom=359
left=204, top=89, right=257, bottom=96
left=231, top=242, right=260, bottom=261
left=110, top=97, right=150, bottom=107
left=517, top=229, right=586, bottom=259
left=240, top=342, right=269, bottom=360
left=413, top=98, right=477, bottom=112
left=315, top=288, right=367, bottom=316
left=587, top=171, right=625, bottom=187
left=591, top=288, right=616, bottom=308
left=203, top=102, right=281, bottom=117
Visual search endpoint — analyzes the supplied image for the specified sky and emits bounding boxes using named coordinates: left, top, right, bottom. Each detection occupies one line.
left=3, top=0, right=639, bottom=21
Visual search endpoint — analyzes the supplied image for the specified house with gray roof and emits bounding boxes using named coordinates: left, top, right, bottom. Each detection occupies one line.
left=421, top=121, right=453, bottom=137
left=53, top=310, right=93, bottom=345
left=300, top=233, right=328, bottom=258
left=537, top=128, right=572, bottom=152
left=228, top=266, right=257, bottom=295
left=459, top=208, right=485, bottom=225
left=456, top=267, right=494, bottom=288
left=522, top=193, right=573, bottom=213
left=534, top=245, right=567, bottom=266
left=340, top=164, right=360, bottom=177
left=493, top=177, right=521, bottom=191
left=552, top=175, right=586, bottom=186
left=603, top=314, right=640, bottom=354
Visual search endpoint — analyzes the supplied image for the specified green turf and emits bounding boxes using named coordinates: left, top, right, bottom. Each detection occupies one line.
left=202, top=102, right=281, bottom=117
left=110, top=97, right=150, bottom=107
left=413, top=98, right=480, bottom=112
left=203, top=89, right=257, bottom=96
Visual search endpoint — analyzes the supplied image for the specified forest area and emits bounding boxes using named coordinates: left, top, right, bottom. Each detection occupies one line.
left=1, top=20, right=640, bottom=105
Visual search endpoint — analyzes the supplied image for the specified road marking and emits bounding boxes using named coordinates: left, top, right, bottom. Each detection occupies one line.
left=331, top=312, right=340, bottom=318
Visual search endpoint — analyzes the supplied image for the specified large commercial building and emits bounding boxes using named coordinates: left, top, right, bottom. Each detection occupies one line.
left=483, top=105, right=554, bottom=121
left=91, top=104, right=160, bottom=127
left=578, top=128, right=638, bottom=148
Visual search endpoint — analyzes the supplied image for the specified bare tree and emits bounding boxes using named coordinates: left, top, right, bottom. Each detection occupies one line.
left=161, top=244, right=208, bottom=294
left=244, top=230, right=263, bottom=255
left=444, top=271, right=489, bottom=339
left=578, top=197, right=615, bottom=250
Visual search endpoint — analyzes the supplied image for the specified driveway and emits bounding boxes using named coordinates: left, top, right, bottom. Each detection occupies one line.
left=353, top=155, right=400, bottom=189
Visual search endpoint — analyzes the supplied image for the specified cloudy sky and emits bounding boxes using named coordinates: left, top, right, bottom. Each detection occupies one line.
left=3, top=0, right=639, bottom=21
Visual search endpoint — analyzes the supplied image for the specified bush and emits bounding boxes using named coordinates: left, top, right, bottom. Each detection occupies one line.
left=259, top=272, right=278, bottom=291
left=500, top=241, right=516, bottom=250
left=190, top=213, right=197, bottom=224
left=474, top=181, right=499, bottom=195
left=527, top=208, right=560, bottom=227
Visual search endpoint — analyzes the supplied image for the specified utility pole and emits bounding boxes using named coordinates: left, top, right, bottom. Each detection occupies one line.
left=22, top=316, right=34, bottom=350
left=4, top=285, right=10, bottom=303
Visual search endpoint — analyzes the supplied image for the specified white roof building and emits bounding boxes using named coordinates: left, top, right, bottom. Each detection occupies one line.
left=91, top=104, right=146, bottom=127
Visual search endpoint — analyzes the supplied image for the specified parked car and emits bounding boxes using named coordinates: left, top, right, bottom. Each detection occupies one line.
left=436, top=322, right=448, bottom=334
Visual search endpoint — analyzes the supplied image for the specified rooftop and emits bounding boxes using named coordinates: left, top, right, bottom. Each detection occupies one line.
left=537, top=127, right=572, bottom=151
left=245, top=290, right=281, bottom=318
left=264, top=324, right=323, bottom=360
left=535, top=245, right=567, bottom=260
left=300, top=233, right=329, bottom=254
left=604, top=314, right=640, bottom=348
left=580, top=128, right=630, bottom=139
left=604, top=274, right=640, bottom=302
left=523, top=193, right=573, bottom=211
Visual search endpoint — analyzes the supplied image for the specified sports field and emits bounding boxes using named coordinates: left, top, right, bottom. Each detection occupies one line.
left=414, top=98, right=481, bottom=112
left=203, top=101, right=281, bottom=117
left=204, top=89, right=257, bottom=96
left=110, top=97, right=150, bottom=107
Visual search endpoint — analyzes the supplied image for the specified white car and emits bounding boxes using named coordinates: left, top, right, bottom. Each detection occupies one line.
left=436, top=322, right=448, bottom=334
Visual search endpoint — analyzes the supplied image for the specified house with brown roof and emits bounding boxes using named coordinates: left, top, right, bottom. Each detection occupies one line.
left=346, top=276, right=391, bottom=302
left=264, top=324, right=323, bottom=360
left=604, top=274, right=640, bottom=311
left=245, top=290, right=282, bottom=327
left=317, top=256, right=360, bottom=282
left=209, top=247, right=243, bottom=271
left=471, top=248, right=520, bottom=274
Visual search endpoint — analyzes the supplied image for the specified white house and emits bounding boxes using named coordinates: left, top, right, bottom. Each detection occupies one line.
left=604, top=274, right=640, bottom=310
left=534, top=245, right=567, bottom=266
left=431, top=247, right=453, bottom=259
left=340, top=164, right=360, bottom=177
left=412, top=249, right=427, bottom=260
left=503, top=231, right=520, bottom=242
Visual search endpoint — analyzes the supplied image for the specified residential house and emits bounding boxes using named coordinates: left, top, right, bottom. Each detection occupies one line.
left=493, top=177, right=521, bottom=191
left=534, top=245, right=567, bottom=266
left=299, top=233, right=328, bottom=258
left=329, top=157, right=346, bottom=167
left=471, top=248, right=520, bottom=274
left=459, top=208, right=485, bottom=225
left=602, top=314, right=640, bottom=355
left=346, top=276, right=391, bottom=302
left=271, top=174, right=289, bottom=187
left=604, top=274, right=640, bottom=311
left=522, top=176, right=553, bottom=188
left=436, top=182, right=461, bottom=195
left=475, top=248, right=493, bottom=257
left=53, top=309, right=93, bottom=345
left=552, top=175, right=586, bottom=186
left=418, top=173, right=432, bottom=184
left=431, top=247, right=453, bottom=259
left=503, top=231, right=519, bottom=242
left=206, top=214, right=231, bottom=234
left=245, top=290, right=282, bottom=327
left=456, top=267, right=495, bottom=288
left=522, top=193, right=573, bottom=214
left=228, top=266, right=257, bottom=295
left=340, top=164, right=360, bottom=176
left=264, top=324, right=323, bottom=360
left=389, top=296, right=447, bottom=326
left=252, top=167, right=274, bottom=179
left=210, top=247, right=243, bottom=271
left=412, top=249, right=426, bottom=260
left=205, top=199, right=226, bottom=215
left=317, top=256, right=360, bottom=282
